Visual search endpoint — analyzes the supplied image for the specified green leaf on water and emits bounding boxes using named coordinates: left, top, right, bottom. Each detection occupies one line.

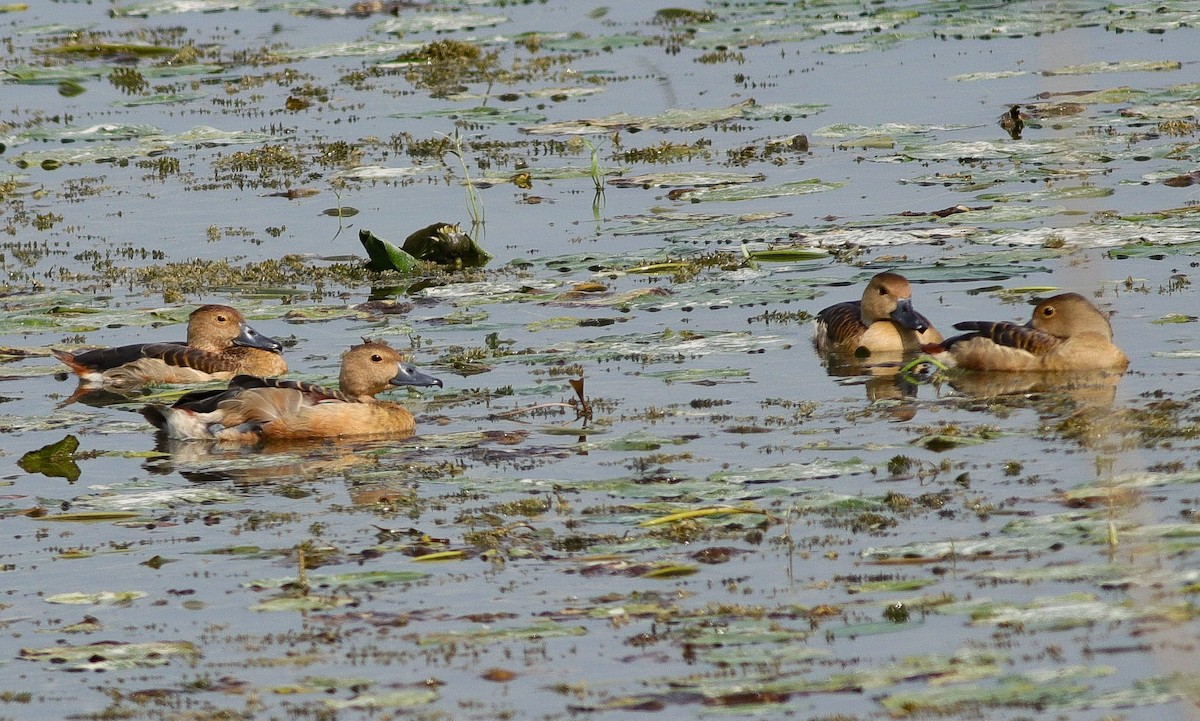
left=641, top=564, right=699, bottom=578
left=57, top=80, right=86, bottom=97
left=359, top=229, right=418, bottom=273
left=18, top=434, right=81, bottom=481
left=1151, top=313, right=1197, bottom=324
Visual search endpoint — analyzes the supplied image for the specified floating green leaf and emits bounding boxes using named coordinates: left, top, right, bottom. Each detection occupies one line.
left=359, top=229, right=418, bottom=273
left=18, top=434, right=81, bottom=481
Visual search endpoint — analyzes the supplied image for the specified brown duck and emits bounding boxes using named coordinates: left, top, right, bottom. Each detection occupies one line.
left=53, top=304, right=285, bottom=387
left=142, top=340, right=442, bottom=443
left=931, top=292, right=1128, bottom=371
left=814, top=272, right=943, bottom=356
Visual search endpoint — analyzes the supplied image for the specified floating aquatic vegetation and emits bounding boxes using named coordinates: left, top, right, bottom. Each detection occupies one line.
left=521, top=32, right=648, bottom=52
left=7, top=125, right=276, bottom=168
left=45, top=590, right=149, bottom=605
left=111, top=92, right=206, bottom=107
left=415, top=621, right=586, bottom=646
left=330, top=164, right=441, bottom=181
left=474, top=164, right=621, bottom=186
left=707, top=458, right=872, bottom=484
left=389, top=105, right=546, bottom=125
left=673, top=178, right=846, bottom=202
left=950, top=70, right=1028, bottom=81
left=821, top=32, right=916, bottom=54
left=1041, top=59, right=1182, bottom=76
left=974, top=185, right=1114, bottom=203
left=608, top=170, right=764, bottom=188
left=360, top=224, right=491, bottom=271
left=18, top=434, right=80, bottom=481
left=70, top=485, right=241, bottom=511
left=284, top=39, right=425, bottom=60
left=878, top=665, right=1116, bottom=717
left=110, top=0, right=252, bottom=17
left=325, top=690, right=439, bottom=710
left=521, top=100, right=756, bottom=135
left=0, top=122, right=161, bottom=150
left=20, top=640, right=198, bottom=671
left=372, top=13, right=508, bottom=34
left=247, top=570, right=428, bottom=591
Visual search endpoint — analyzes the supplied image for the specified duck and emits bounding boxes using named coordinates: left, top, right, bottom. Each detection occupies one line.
left=814, top=272, right=943, bottom=357
left=52, top=304, right=286, bottom=387
left=1000, top=104, right=1025, bottom=140
left=930, top=292, right=1128, bottom=372
left=141, top=340, right=442, bottom=443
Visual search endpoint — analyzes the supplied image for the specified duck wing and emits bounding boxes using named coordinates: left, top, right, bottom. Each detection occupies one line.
left=212, top=377, right=359, bottom=428
left=947, top=321, right=1063, bottom=355
left=815, top=301, right=865, bottom=346
left=54, top=341, right=184, bottom=373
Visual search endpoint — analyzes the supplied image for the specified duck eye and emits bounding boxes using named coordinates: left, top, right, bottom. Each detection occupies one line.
left=216, top=315, right=227, bottom=322
left=878, top=287, right=888, bottom=295
left=371, top=354, right=383, bottom=362
left=1042, top=307, right=1054, bottom=317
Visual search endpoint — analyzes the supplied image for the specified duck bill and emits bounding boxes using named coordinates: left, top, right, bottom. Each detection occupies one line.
left=390, top=362, right=443, bottom=388
left=889, top=299, right=928, bottom=333
left=233, top=323, right=283, bottom=353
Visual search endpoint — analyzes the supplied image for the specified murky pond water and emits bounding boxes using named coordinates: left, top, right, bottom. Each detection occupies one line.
left=3, top=1, right=1200, bottom=719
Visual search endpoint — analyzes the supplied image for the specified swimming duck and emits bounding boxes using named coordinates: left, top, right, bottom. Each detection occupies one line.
left=53, top=304, right=286, bottom=387
left=1000, top=104, right=1025, bottom=140
left=932, top=292, right=1128, bottom=372
left=141, top=340, right=442, bottom=442
left=814, top=272, right=943, bottom=356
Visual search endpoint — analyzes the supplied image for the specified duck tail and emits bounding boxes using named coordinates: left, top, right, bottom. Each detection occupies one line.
left=140, top=404, right=170, bottom=431
left=51, top=349, right=87, bottom=376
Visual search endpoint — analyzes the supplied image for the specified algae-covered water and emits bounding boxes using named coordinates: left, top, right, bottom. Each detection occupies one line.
left=3, top=1, right=1200, bottom=719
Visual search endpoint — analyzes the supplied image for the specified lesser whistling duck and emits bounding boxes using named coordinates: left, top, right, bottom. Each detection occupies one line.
left=930, top=292, right=1128, bottom=372
left=141, top=340, right=442, bottom=442
left=53, top=304, right=285, bottom=387
left=814, top=272, right=943, bottom=357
